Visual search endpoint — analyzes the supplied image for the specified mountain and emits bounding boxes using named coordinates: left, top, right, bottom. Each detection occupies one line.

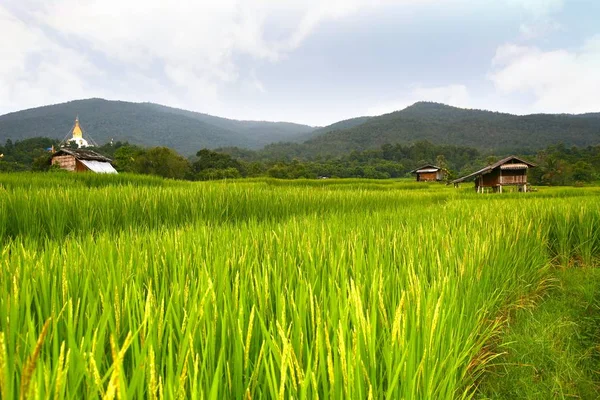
left=141, top=103, right=315, bottom=144
left=2, top=100, right=599, bottom=158
left=0, top=99, right=314, bottom=154
left=281, top=102, right=600, bottom=158
left=294, top=116, right=372, bottom=142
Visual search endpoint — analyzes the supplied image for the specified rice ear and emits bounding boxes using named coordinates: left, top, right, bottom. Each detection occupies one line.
left=19, top=318, right=51, bottom=400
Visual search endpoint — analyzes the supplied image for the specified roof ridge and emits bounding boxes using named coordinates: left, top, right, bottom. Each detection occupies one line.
left=451, top=155, right=536, bottom=183
left=53, top=148, right=113, bottom=162
left=410, top=164, right=444, bottom=173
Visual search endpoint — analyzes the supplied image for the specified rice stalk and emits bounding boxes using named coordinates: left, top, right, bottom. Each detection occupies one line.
left=19, top=318, right=51, bottom=400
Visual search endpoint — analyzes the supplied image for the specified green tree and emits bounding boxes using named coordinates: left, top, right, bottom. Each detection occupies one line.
left=540, top=156, right=571, bottom=185
left=114, top=145, right=145, bottom=172
left=192, top=149, right=245, bottom=179
left=435, top=154, right=448, bottom=170
left=32, top=154, right=52, bottom=171
left=134, top=147, right=190, bottom=179
left=485, top=156, right=498, bottom=165
left=572, top=161, right=593, bottom=183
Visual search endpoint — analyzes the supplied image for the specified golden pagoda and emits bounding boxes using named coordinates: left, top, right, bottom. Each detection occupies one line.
left=69, top=116, right=89, bottom=148
left=72, top=116, right=83, bottom=139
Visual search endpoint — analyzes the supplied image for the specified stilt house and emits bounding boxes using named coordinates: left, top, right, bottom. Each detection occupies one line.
left=451, top=156, right=535, bottom=193
left=411, top=164, right=448, bottom=182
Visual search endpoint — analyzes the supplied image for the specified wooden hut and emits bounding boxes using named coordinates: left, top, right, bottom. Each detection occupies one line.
left=51, top=148, right=117, bottom=174
left=410, top=164, right=447, bottom=182
left=451, top=156, right=535, bottom=193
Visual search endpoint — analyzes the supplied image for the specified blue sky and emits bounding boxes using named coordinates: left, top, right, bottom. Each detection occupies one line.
left=1, top=0, right=599, bottom=126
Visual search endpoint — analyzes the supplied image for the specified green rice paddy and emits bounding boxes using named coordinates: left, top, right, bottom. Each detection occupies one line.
left=0, top=173, right=598, bottom=399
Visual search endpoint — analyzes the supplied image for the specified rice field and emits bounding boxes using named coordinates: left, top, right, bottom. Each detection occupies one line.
left=0, top=173, right=599, bottom=399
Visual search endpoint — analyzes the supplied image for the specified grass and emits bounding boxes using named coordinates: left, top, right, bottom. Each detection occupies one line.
left=476, top=265, right=600, bottom=399
left=0, top=174, right=598, bottom=398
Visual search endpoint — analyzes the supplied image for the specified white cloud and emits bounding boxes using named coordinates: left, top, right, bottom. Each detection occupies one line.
left=1, top=0, right=594, bottom=124
left=507, top=0, right=563, bottom=18
left=0, top=0, right=396, bottom=116
left=367, top=84, right=471, bottom=116
left=504, top=0, right=564, bottom=41
left=489, top=36, right=600, bottom=114
left=519, top=20, right=562, bottom=40
left=249, top=71, right=266, bottom=94
left=0, top=5, right=107, bottom=112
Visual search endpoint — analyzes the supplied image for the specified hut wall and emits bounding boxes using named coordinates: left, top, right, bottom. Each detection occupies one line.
left=75, top=160, right=89, bottom=172
left=418, top=172, right=437, bottom=181
left=52, top=155, right=77, bottom=171
left=480, top=169, right=500, bottom=187
left=499, top=169, right=527, bottom=185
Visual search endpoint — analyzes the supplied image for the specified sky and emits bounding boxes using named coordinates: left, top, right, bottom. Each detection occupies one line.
left=1, top=0, right=599, bottom=126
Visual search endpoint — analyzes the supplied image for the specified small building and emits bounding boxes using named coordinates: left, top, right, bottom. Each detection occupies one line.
left=452, top=156, right=535, bottom=193
left=410, top=164, right=448, bottom=182
left=51, top=148, right=118, bottom=174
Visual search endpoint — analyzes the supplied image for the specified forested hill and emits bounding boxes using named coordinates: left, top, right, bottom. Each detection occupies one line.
left=297, top=116, right=372, bottom=141
left=2, top=100, right=599, bottom=157
left=282, top=102, right=600, bottom=158
left=0, top=99, right=314, bottom=154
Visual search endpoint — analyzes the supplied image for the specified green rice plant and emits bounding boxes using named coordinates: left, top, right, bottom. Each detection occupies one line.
left=0, top=174, right=598, bottom=399
left=0, top=180, right=450, bottom=244
left=0, top=172, right=183, bottom=190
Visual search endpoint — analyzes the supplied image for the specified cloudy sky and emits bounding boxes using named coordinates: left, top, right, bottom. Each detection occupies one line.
left=1, top=0, right=598, bottom=125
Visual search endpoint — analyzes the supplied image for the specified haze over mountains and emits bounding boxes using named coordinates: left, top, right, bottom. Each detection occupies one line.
left=0, top=99, right=599, bottom=156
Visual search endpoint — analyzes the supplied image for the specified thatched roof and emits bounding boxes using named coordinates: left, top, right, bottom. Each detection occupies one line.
left=452, top=156, right=536, bottom=184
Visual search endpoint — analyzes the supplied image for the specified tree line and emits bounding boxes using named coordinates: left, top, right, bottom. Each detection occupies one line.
left=1, top=138, right=599, bottom=185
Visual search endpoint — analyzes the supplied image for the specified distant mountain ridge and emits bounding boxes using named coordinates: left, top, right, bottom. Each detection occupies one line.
left=293, top=102, right=600, bottom=157
left=1, top=99, right=599, bottom=157
left=0, top=99, right=315, bottom=154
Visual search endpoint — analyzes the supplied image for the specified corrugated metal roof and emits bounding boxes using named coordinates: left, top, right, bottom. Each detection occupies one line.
left=500, top=163, right=529, bottom=170
left=416, top=168, right=439, bottom=173
left=79, top=160, right=118, bottom=174
left=410, top=164, right=444, bottom=174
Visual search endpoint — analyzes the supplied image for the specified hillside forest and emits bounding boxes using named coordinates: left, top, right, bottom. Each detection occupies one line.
left=1, top=100, right=600, bottom=156
left=1, top=137, right=599, bottom=185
